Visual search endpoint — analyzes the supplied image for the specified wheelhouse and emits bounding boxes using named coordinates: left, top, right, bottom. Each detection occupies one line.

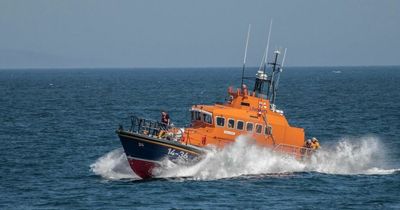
left=190, top=109, right=213, bottom=125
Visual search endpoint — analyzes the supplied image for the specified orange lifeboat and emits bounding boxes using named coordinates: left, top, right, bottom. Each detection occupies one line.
left=116, top=49, right=314, bottom=179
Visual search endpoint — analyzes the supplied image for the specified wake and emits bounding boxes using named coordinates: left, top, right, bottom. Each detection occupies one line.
left=90, top=136, right=399, bottom=181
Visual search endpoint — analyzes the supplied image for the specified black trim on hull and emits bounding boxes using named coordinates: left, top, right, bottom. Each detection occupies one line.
left=117, top=129, right=205, bottom=178
left=116, top=129, right=204, bottom=155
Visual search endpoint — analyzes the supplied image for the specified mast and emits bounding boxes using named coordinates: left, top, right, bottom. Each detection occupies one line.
left=267, top=50, right=281, bottom=101
left=241, top=24, right=251, bottom=87
left=272, top=48, right=286, bottom=104
left=253, top=20, right=273, bottom=95
left=241, top=20, right=285, bottom=104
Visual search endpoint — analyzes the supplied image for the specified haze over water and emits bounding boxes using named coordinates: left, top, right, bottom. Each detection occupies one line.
left=1, top=66, right=399, bottom=209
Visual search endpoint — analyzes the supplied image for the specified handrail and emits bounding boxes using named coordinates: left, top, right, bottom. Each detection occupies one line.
left=128, top=115, right=183, bottom=141
left=273, top=143, right=314, bottom=159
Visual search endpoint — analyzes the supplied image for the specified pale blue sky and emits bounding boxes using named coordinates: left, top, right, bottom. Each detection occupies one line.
left=0, top=0, right=399, bottom=68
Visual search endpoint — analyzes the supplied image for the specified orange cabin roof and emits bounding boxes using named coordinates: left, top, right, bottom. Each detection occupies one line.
left=191, top=87, right=290, bottom=126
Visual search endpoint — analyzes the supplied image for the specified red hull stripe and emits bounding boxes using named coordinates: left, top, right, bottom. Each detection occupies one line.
left=126, top=156, right=161, bottom=164
left=127, top=158, right=159, bottom=179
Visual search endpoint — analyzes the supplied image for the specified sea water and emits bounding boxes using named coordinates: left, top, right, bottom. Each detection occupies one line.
left=1, top=66, right=399, bottom=209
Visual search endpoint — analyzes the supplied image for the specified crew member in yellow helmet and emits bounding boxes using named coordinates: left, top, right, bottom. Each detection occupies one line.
left=311, top=137, right=320, bottom=150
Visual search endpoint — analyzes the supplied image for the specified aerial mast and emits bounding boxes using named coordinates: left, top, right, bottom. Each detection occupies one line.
left=263, top=19, right=273, bottom=74
left=253, top=20, right=273, bottom=95
left=272, top=48, right=287, bottom=104
left=241, top=24, right=251, bottom=87
left=267, top=49, right=281, bottom=100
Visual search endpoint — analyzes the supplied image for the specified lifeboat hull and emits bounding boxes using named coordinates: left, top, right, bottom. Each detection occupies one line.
left=117, top=130, right=203, bottom=179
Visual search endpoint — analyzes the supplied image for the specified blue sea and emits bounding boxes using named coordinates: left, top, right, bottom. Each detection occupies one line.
left=1, top=66, right=399, bottom=209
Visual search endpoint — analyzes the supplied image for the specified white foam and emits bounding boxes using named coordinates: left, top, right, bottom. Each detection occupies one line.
left=91, top=136, right=399, bottom=181
left=90, top=148, right=139, bottom=180
left=158, top=135, right=399, bottom=180
left=306, top=136, right=396, bottom=175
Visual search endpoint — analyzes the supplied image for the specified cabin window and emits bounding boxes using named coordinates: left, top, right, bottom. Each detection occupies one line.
left=191, top=111, right=195, bottom=121
left=191, top=111, right=212, bottom=124
left=265, top=125, right=272, bottom=135
left=237, top=120, right=244, bottom=130
left=191, top=111, right=196, bottom=121
left=246, top=123, right=253, bottom=132
left=196, top=112, right=201, bottom=121
left=228, top=119, right=235, bottom=128
left=216, top=117, right=225, bottom=127
left=204, top=113, right=212, bottom=124
left=256, top=124, right=262, bottom=134
left=191, top=111, right=200, bottom=121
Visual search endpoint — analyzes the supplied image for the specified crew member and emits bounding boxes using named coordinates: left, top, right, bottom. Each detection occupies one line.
left=304, top=139, right=313, bottom=157
left=301, top=139, right=312, bottom=158
left=161, top=111, right=170, bottom=125
left=305, top=139, right=312, bottom=149
left=242, top=84, right=248, bottom=95
left=311, top=137, right=320, bottom=150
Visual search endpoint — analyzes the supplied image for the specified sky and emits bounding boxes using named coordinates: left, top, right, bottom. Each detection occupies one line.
left=0, top=0, right=399, bottom=68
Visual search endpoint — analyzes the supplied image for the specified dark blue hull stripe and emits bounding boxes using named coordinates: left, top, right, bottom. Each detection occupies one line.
left=117, top=131, right=202, bottom=163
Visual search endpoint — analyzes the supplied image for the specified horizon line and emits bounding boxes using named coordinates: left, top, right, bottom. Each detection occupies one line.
left=0, top=64, right=399, bottom=71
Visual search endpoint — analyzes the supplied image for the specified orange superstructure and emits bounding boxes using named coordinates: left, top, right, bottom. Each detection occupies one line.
left=182, top=86, right=304, bottom=149
left=180, top=50, right=305, bottom=156
left=117, top=47, right=313, bottom=179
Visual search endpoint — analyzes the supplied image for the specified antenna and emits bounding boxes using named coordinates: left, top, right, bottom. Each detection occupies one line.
left=267, top=49, right=280, bottom=100
left=241, top=24, right=251, bottom=87
left=272, top=48, right=287, bottom=104
left=258, top=50, right=266, bottom=72
left=275, top=48, right=287, bottom=88
left=281, top=48, right=287, bottom=68
left=263, top=19, right=273, bottom=73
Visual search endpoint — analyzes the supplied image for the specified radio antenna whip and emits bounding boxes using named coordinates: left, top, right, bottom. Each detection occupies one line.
left=281, top=48, right=287, bottom=67
left=272, top=48, right=287, bottom=104
left=258, top=50, right=266, bottom=71
left=241, top=24, right=251, bottom=87
left=263, top=19, right=273, bottom=73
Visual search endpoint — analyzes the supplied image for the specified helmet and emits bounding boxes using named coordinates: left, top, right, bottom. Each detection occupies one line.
left=307, top=139, right=311, bottom=143
left=312, top=137, right=318, bottom=142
